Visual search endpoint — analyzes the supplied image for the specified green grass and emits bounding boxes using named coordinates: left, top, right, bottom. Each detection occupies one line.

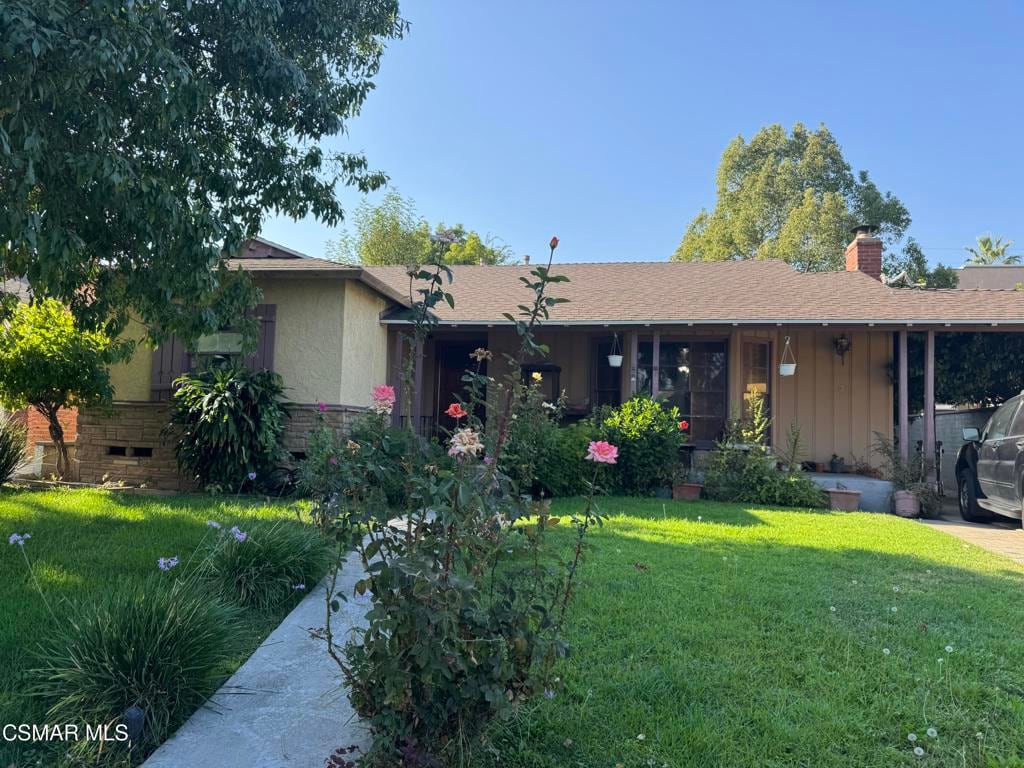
left=0, top=487, right=311, bottom=766
left=483, top=498, right=1024, bottom=768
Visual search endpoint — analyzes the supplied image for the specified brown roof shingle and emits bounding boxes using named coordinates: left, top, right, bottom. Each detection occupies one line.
left=365, top=260, right=1024, bottom=327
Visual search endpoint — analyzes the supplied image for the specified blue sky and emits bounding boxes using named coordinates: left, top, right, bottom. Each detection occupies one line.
left=261, top=1, right=1024, bottom=266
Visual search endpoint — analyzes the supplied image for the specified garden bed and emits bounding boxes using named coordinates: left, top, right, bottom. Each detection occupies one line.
left=0, top=488, right=319, bottom=767
left=482, top=497, right=1024, bottom=767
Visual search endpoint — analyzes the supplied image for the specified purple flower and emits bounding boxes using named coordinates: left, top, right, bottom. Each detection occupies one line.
left=294, top=583, right=306, bottom=591
left=247, top=471, right=257, bottom=481
left=206, top=520, right=222, bottom=530
left=157, top=556, right=180, bottom=571
left=543, top=688, right=556, bottom=700
left=8, top=532, right=30, bottom=546
left=317, top=401, right=328, bottom=413
left=483, top=456, right=493, bottom=466
left=229, top=526, right=248, bottom=543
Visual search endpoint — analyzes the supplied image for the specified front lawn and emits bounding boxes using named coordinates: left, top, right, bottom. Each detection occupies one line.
left=0, top=488, right=308, bottom=766
left=484, top=498, right=1024, bottom=768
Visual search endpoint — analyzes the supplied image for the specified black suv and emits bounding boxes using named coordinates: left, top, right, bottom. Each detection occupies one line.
left=956, top=393, right=1024, bottom=522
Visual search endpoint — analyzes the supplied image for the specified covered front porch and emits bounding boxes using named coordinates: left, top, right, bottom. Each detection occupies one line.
left=388, top=322, right=896, bottom=471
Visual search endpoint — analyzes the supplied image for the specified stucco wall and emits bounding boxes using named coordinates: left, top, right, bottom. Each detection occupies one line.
left=109, top=318, right=153, bottom=401
left=339, top=280, right=389, bottom=407
left=256, top=277, right=345, bottom=404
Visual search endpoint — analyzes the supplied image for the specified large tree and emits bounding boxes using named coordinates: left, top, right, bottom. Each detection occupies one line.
left=964, top=235, right=1019, bottom=265
left=884, top=238, right=959, bottom=288
left=326, top=189, right=513, bottom=265
left=673, top=123, right=911, bottom=272
left=0, top=300, right=124, bottom=477
left=1, top=1, right=404, bottom=344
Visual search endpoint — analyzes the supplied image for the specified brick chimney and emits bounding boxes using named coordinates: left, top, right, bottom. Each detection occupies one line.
left=845, top=225, right=883, bottom=281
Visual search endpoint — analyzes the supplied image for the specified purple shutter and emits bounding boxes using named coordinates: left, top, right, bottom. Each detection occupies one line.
left=150, top=337, right=191, bottom=401
left=242, top=304, right=276, bottom=372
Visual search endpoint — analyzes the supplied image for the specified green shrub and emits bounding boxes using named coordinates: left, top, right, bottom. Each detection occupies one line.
left=0, top=413, right=27, bottom=483
left=534, top=422, right=595, bottom=497
left=202, top=519, right=331, bottom=611
left=592, top=397, right=684, bottom=495
left=32, top=578, right=242, bottom=764
left=168, top=362, right=290, bottom=491
left=704, top=420, right=827, bottom=509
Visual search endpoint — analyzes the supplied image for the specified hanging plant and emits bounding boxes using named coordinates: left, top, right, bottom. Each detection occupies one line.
left=607, top=333, right=623, bottom=368
left=779, top=336, right=797, bottom=376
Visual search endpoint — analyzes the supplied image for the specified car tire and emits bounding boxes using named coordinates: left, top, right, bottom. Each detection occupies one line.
left=958, top=469, right=992, bottom=523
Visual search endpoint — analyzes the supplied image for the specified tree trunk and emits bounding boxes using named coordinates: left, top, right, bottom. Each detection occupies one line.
left=37, top=404, right=69, bottom=480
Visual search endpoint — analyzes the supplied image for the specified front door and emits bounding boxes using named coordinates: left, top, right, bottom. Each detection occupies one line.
left=434, top=339, right=488, bottom=433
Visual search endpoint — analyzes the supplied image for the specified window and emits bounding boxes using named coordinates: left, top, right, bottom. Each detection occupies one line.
left=591, top=338, right=622, bottom=409
left=987, top=400, right=1021, bottom=441
left=742, top=341, right=772, bottom=439
left=637, top=340, right=727, bottom=444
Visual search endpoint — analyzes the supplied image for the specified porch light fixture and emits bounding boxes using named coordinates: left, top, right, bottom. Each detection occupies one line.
left=832, top=333, right=852, bottom=364
left=607, top=333, right=623, bottom=368
left=779, top=336, right=797, bottom=376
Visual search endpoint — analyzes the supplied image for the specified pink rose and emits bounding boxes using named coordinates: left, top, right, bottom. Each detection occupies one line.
left=586, top=440, right=618, bottom=464
left=372, top=384, right=396, bottom=405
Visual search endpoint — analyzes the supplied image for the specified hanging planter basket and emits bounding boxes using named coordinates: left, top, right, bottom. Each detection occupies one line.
left=779, top=335, right=797, bottom=377
left=607, top=333, right=623, bottom=368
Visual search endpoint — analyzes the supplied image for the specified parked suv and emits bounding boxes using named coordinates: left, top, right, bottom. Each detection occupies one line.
left=956, top=393, right=1024, bottom=522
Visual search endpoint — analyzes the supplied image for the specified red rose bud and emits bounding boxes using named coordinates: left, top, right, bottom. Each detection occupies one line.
left=549, top=236, right=559, bottom=250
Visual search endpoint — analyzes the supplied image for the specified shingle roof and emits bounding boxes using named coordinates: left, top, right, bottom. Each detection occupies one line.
left=365, top=260, right=1024, bottom=327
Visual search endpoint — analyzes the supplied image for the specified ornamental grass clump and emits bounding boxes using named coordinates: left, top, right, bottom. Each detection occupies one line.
left=201, top=519, right=331, bottom=611
left=31, top=576, right=243, bottom=764
left=0, top=413, right=27, bottom=484
left=302, top=237, right=607, bottom=767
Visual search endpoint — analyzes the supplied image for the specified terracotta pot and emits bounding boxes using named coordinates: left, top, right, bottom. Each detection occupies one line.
left=892, top=489, right=921, bottom=518
left=828, top=488, right=861, bottom=512
left=673, top=483, right=702, bottom=501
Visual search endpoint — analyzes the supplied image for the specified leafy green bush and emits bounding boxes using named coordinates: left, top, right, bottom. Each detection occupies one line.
left=168, top=362, right=290, bottom=491
left=592, top=397, right=684, bottom=495
left=534, top=422, right=595, bottom=497
left=32, top=578, right=242, bottom=764
left=704, top=420, right=827, bottom=508
left=0, top=413, right=27, bottom=483
left=501, top=377, right=564, bottom=495
left=202, top=519, right=331, bottom=610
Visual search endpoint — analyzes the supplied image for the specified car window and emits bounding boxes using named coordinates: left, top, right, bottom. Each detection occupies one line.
left=1011, top=401, right=1024, bottom=437
left=984, top=401, right=1019, bottom=442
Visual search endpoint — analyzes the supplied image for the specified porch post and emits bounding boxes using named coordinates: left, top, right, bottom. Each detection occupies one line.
left=923, top=329, right=936, bottom=468
left=651, top=331, right=660, bottom=398
left=628, top=329, right=639, bottom=397
left=390, top=330, right=404, bottom=427
left=898, top=330, right=909, bottom=460
left=411, top=337, right=424, bottom=434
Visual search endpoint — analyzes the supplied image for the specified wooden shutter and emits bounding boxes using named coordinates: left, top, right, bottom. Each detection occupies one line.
left=150, top=337, right=191, bottom=401
left=242, top=304, right=277, bottom=372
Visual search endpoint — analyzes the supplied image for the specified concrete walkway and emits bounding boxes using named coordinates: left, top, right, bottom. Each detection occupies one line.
left=143, top=549, right=371, bottom=768
left=922, top=506, right=1024, bottom=565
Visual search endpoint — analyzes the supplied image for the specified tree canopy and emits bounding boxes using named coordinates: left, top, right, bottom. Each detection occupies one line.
left=1, top=0, right=404, bottom=344
left=326, top=189, right=513, bottom=266
left=673, top=123, right=911, bottom=272
left=884, top=238, right=959, bottom=288
left=906, top=332, right=1024, bottom=412
left=0, top=300, right=123, bottom=476
left=965, top=235, right=1019, bottom=265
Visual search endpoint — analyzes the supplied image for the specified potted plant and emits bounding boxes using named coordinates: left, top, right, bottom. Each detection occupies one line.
left=872, top=434, right=939, bottom=519
left=827, top=481, right=861, bottom=511
left=829, top=454, right=846, bottom=474
left=672, top=465, right=703, bottom=501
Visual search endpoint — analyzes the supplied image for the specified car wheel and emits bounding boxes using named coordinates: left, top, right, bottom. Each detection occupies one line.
left=958, top=469, right=992, bottom=523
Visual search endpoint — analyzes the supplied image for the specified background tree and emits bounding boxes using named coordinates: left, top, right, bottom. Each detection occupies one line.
left=0, top=300, right=124, bottom=477
left=884, top=238, right=959, bottom=288
left=673, top=123, right=911, bottom=271
left=904, top=332, right=1024, bottom=412
left=326, top=189, right=513, bottom=265
left=1, top=1, right=404, bottom=344
left=965, top=235, right=1019, bottom=265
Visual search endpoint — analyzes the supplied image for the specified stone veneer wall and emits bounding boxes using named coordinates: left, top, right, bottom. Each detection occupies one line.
left=77, top=402, right=367, bottom=491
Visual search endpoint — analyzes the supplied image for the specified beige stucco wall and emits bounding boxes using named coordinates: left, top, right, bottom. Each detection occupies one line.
left=256, top=277, right=345, bottom=404
left=109, top=318, right=153, bottom=401
left=339, top=280, right=390, bottom=407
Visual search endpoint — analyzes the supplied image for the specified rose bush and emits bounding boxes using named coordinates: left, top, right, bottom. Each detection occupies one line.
left=300, top=241, right=609, bottom=766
